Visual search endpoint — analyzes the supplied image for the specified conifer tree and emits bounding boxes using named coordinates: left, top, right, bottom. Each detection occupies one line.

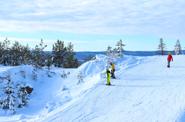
left=158, top=38, right=166, bottom=55
left=17, top=85, right=30, bottom=108
left=116, top=39, right=125, bottom=57
left=22, top=45, right=31, bottom=65
left=52, top=40, right=67, bottom=67
left=0, top=38, right=10, bottom=65
left=174, top=40, right=182, bottom=55
left=32, top=39, right=47, bottom=68
left=106, top=46, right=112, bottom=57
left=64, top=42, right=78, bottom=68
left=10, top=41, right=22, bottom=66
left=2, top=75, right=16, bottom=113
left=46, top=54, right=53, bottom=70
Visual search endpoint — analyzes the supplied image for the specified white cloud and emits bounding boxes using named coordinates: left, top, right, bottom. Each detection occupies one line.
left=0, top=0, right=185, bottom=38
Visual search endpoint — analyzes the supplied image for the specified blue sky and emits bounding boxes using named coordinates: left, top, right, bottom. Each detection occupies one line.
left=0, top=0, right=185, bottom=51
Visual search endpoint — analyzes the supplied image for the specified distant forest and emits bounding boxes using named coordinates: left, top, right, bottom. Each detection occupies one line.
left=0, top=38, right=79, bottom=68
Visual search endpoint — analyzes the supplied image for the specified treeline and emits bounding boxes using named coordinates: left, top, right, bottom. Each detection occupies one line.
left=106, top=39, right=125, bottom=58
left=105, top=38, right=183, bottom=58
left=158, top=38, right=182, bottom=55
left=0, top=38, right=79, bottom=68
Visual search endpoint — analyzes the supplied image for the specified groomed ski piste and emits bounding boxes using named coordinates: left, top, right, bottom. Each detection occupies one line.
left=0, top=54, right=185, bottom=122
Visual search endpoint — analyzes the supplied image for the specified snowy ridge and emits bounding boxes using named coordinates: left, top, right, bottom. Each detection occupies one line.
left=1, top=55, right=185, bottom=122
left=78, top=55, right=107, bottom=76
left=40, top=55, right=185, bottom=122
left=36, top=55, right=146, bottom=122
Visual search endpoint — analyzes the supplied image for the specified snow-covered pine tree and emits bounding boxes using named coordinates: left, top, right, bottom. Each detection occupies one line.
left=174, top=40, right=182, bottom=55
left=106, top=46, right=116, bottom=58
left=106, top=46, right=114, bottom=65
left=2, top=75, right=16, bottom=113
left=106, top=46, right=117, bottom=63
left=106, top=46, right=112, bottom=64
left=113, top=48, right=118, bottom=58
left=116, top=39, right=125, bottom=57
left=32, top=39, right=47, bottom=69
left=52, top=40, right=67, bottom=67
left=158, top=38, right=166, bottom=55
left=106, top=46, right=112, bottom=57
left=0, top=73, right=32, bottom=113
left=17, top=85, right=29, bottom=108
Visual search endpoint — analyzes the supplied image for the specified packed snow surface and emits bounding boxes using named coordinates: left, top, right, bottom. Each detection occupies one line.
left=0, top=55, right=185, bottom=122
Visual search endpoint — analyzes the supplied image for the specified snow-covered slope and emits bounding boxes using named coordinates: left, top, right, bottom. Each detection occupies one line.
left=1, top=55, right=185, bottom=122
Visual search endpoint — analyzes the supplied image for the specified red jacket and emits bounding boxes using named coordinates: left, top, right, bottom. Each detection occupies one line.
left=167, top=54, right=173, bottom=62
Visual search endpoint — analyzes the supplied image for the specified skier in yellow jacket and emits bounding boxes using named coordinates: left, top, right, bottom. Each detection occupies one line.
left=110, top=62, right=116, bottom=79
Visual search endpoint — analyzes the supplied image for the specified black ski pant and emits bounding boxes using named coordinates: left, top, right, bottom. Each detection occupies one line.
left=111, top=69, right=116, bottom=78
left=167, top=61, right=171, bottom=68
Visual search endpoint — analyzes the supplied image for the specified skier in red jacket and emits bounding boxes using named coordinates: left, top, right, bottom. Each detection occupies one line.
left=167, top=52, right=173, bottom=68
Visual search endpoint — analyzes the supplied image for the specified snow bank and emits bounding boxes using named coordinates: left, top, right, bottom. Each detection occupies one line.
left=0, top=65, right=68, bottom=118
left=0, top=54, right=111, bottom=121
left=39, top=55, right=185, bottom=122
left=2, top=55, right=185, bottom=122
left=78, top=54, right=108, bottom=76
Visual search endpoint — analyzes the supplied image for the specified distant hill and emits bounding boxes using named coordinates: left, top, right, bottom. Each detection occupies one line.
left=75, top=50, right=184, bottom=62
left=45, top=50, right=184, bottom=63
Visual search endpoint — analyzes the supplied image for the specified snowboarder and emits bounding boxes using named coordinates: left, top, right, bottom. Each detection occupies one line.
left=110, top=62, right=116, bottom=79
left=106, top=69, right=111, bottom=85
left=167, top=52, right=173, bottom=68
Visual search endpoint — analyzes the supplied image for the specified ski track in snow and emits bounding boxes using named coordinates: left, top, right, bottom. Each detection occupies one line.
left=1, top=55, right=185, bottom=122
left=41, top=56, right=185, bottom=122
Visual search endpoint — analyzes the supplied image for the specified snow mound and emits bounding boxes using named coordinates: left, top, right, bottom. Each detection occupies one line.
left=3, top=55, right=185, bottom=122
left=38, top=55, right=185, bottom=122
left=78, top=54, right=108, bottom=76
left=0, top=65, right=67, bottom=117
